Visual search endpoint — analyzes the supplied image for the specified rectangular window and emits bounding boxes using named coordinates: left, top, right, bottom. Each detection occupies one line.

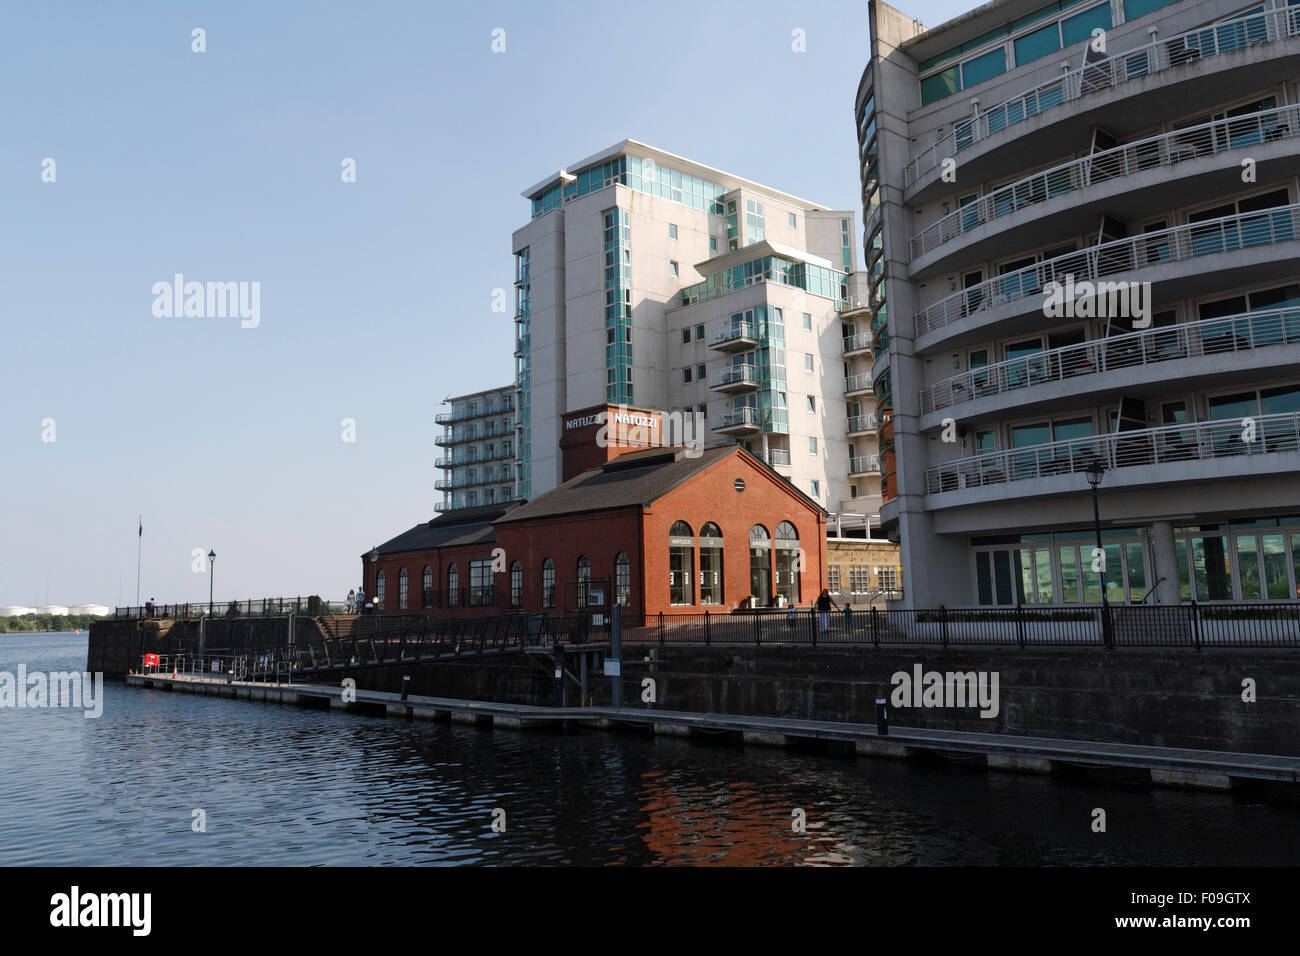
left=1061, top=4, right=1111, bottom=45
left=1123, top=0, right=1179, bottom=21
left=668, top=223, right=678, bottom=239
left=697, top=364, right=706, bottom=381
left=682, top=328, right=691, bottom=344
left=804, top=353, right=814, bottom=372
left=810, top=479, right=820, bottom=497
left=802, top=313, right=812, bottom=330
left=962, top=47, right=1006, bottom=87
left=806, top=396, right=816, bottom=413
left=695, top=324, right=705, bottom=340
left=809, top=436, right=818, bottom=455
left=683, top=367, right=692, bottom=383
left=670, top=261, right=679, bottom=277
left=850, top=566, right=870, bottom=593
left=788, top=212, right=797, bottom=228
left=710, top=237, right=718, bottom=252
left=828, top=566, right=840, bottom=591
left=1014, top=23, right=1060, bottom=66
left=921, top=66, right=960, bottom=105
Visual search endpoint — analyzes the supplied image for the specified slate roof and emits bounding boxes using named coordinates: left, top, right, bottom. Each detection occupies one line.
left=369, top=501, right=520, bottom=556
left=495, top=445, right=741, bottom=524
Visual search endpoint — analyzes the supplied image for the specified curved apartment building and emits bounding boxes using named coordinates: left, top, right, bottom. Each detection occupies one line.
left=858, top=0, right=1300, bottom=607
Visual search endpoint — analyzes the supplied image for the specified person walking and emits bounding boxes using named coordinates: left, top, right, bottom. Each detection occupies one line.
left=356, top=586, right=365, bottom=615
left=816, top=589, right=838, bottom=633
left=346, top=588, right=356, bottom=614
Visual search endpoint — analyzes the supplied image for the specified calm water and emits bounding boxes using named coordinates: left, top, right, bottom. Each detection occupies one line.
left=0, top=632, right=1295, bottom=866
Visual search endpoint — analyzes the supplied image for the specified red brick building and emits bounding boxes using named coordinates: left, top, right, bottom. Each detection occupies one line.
left=363, top=418, right=826, bottom=617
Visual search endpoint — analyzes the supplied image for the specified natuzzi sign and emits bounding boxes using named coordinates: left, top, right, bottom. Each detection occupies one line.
left=563, top=410, right=661, bottom=432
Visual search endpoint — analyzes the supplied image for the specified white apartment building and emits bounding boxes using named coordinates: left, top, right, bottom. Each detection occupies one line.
left=434, top=385, right=517, bottom=512
left=511, top=140, right=881, bottom=531
left=857, top=0, right=1300, bottom=607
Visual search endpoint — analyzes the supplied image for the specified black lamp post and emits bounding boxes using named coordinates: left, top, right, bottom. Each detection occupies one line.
left=369, top=548, right=379, bottom=616
left=208, top=549, right=216, bottom=615
left=1084, top=462, right=1114, bottom=649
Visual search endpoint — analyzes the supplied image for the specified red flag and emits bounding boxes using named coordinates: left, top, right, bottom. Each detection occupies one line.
left=143, top=653, right=159, bottom=667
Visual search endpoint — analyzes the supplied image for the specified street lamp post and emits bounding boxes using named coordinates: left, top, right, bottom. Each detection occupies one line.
left=207, top=549, right=216, bottom=615
left=1084, top=462, right=1114, bottom=649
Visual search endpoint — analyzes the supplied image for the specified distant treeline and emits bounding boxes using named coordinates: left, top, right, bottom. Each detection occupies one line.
left=0, top=615, right=103, bottom=633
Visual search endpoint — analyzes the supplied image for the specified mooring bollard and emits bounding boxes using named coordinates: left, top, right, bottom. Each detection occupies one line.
left=400, top=674, right=411, bottom=701
left=875, top=697, right=889, bottom=736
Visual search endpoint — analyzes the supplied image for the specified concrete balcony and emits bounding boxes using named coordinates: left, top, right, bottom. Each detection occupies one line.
left=904, top=7, right=1300, bottom=203
left=434, top=447, right=515, bottom=469
left=923, top=412, right=1300, bottom=507
left=849, top=455, right=881, bottom=477
left=713, top=407, right=762, bottom=435
left=710, top=364, right=761, bottom=393
left=709, top=321, right=760, bottom=351
left=435, top=470, right=515, bottom=492
left=914, top=204, right=1300, bottom=351
left=908, top=104, right=1300, bottom=279
left=847, top=414, right=880, bottom=437
left=844, top=372, right=874, bottom=397
left=919, top=309, right=1300, bottom=426
left=765, top=447, right=791, bottom=471
left=436, top=402, right=514, bottom=425
left=843, top=332, right=873, bottom=356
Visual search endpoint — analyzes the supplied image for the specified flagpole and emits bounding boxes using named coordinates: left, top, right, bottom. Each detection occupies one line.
left=136, top=515, right=142, bottom=606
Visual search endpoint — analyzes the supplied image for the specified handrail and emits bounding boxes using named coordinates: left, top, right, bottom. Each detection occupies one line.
left=710, top=364, right=761, bottom=388
left=847, top=413, right=880, bottom=433
left=904, top=7, right=1299, bottom=189
left=849, top=455, right=882, bottom=474
left=920, top=308, right=1300, bottom=414
left=844, top=332, right=874, bottom=352
left=709, top=321, right=760, bottom=346
left=845, top=372, right=875, bottom=392
left=115, top=596, right=344, bottom=620
left=916, top=203, right=1300, bottom=337
left=435, top=469, right=515, bottom=491
left=713, top=407, right=760, bottom=429
left=910, top=104, right=1300, bottom=260
left=926, top=410, right=1300, bottom=493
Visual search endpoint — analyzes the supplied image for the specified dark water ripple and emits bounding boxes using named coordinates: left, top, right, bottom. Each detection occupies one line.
left=0, top=633, right=1294, bottom=866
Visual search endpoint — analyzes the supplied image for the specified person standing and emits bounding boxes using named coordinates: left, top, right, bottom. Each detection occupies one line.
left=816, top=589, right=838, bottom=633
left=346, top=589, right=356, bottom=614
left=356, top=586, right=365, bottom=615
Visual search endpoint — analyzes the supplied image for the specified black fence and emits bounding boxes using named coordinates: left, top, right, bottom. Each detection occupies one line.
left=116, top=596, right=342, bottom=620
left=628, top=603, right=1300, bottom=648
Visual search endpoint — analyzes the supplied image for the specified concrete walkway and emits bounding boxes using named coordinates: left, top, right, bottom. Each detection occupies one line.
left=125, top=671, right=1300, bottom=789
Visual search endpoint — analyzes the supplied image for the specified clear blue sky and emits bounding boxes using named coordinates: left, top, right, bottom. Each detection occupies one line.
left=1, top=0, right=969, bottom=609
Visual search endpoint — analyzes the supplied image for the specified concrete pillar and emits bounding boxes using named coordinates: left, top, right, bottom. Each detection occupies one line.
left=1151, top=521, right=1179, bottom=605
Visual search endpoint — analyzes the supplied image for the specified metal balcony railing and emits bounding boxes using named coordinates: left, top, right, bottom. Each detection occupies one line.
left=844, top=372, right=875, bottom=393
left=435, top=470, right=515, bottom=491
left=435, top=401, right=515, bottom=425
left=920, top=308, right=1300, bottom=415
left=709, top=321, right=760, bottom=347
left=904, top=7, right=1300, bottom=189
left=847, top=414, right=880, bottom=433
left=910, top=104, right=1300, bottom=261
left=766, top=448, right=791, bottom=467
left=713, top=407, right=760, bottom=430
left=916, top=203, right=1300, bottom=338
left=434, top=447, right=515, bottom=468
left=710, top=364, right=761, bottom=389
left=849, top=455, right=882, bottom=475
left=843, top=332, right=874, bottom=352
left=925, top=411, right=1300, bottom=494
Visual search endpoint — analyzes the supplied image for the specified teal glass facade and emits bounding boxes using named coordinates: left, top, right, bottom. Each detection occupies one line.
left=515, top=248, right=532, bottom=500
left=531, top=153, right=727, bottom=220
left=727, top=306, right=788, bottom=434
left=603, top=208, right=633, bottom=404
left=679, top=256, right=848, bottom=307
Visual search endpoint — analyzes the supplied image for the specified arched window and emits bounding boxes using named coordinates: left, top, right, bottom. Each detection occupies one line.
left=669, top=521, right=695, bottom=606
left=775, top=521, right=801, bottom=604
left=422, top=565, right=433, bottom=608
left=699, top=522, right=724, bottom=605
left=749, top=524, right=771, bottom=606
left=376, top=569, right=387, bottom=609
left=542, top=558, right=555, bottom=609
left=447, top=564, right=460, bottom=608
left=510, top=560, right=523, bottom=609
left=576, top=556, right=591, bottom=608
left=615, top=552, right=631, bottom=607
left=398, top=567, right=409, bottom=610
